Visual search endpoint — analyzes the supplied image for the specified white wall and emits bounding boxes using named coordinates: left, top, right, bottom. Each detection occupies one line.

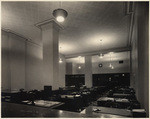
left=71, top=60, right=130, bottom=74
left=130, top=2, right=149, bottom=117
left=25, top=42, right=43, bottom=91
left=130, top=6, right=139, bottom=95
left=1, top=31, right=11, bottom=91
left=9, top=33, right=26, bottom=91
left=2, top=31, right=26, bottom=91
left=2, top=30, right=66, bottom=91
left=92, top=60, right=130, bottom=74
left=72, top=63, right=85, bottom=74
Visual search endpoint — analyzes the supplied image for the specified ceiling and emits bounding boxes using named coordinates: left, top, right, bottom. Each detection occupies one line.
left=66, top=51, right=130, bottom=63
left=1, top=1, right=131, bottom=56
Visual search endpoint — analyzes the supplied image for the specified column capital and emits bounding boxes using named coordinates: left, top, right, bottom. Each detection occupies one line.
left=35, top=18, right=64, bottom=30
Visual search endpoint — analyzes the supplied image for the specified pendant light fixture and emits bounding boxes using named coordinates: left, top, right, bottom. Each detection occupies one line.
left=78, top=65, right=81, bottom=69
left=59, top=58, right=63, bottom=63
left=109, top=52, right=114, bottom=69
left=99, top=39, right=103, bottom=58
left=111, top=66, right=114, bottom=69
left=109, top=63, right=112, bottom=67
left=59, top=47, right=63, bottom=63
left=109, top=52, right=112, bottom=67
left=53, top=2, right=68, bottom=23
left=99, top=53, right=103, bottom=59
left=78, top=56, right=81, bottom=69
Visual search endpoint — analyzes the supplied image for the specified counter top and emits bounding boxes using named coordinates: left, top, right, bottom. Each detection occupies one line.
left=2, top=102, right=128, bottom=118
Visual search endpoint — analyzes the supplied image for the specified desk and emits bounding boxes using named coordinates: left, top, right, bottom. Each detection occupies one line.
left=113, top=93, right=131, bottom=98
left=97, top=97, right=131, bottom=108
left=98, top=97, right=115, bottom=102
left=80, top=106, right=132, bottom=117
left=2, top=91, right=20, bottom=102
left=2, top=102, right=127, bottom=118
left=2, top=102, right=85, bottom=117
left=81, top=91, right=90, bottom=95
left=97, top=97, right=114, bottom=106
left=33, top=100, right=64, bottom=108
left=60, top=94, right=82, bottom=111
left=115, top=98, right=130, bottom=103
left=61, top=94, right=81, bottom=99
left=114, top=90, right=131, bottom=94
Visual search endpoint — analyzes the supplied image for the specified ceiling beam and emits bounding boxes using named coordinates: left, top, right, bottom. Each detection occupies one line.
left=65, top=46, right=131, bottom=59
left=2, top=28, right=41, bottom=47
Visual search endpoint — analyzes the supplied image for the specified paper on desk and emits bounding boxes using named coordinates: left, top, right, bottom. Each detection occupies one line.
left=132, top=109, right=146, bottom=112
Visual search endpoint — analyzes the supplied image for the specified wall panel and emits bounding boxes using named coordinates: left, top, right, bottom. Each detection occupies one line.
left=9, top=33, right=26, bottom=91
left=130, top=2, right=149, bottom=116
left=25, top=42, right=43, bottom=91
left=1, top=31, right=11, bottom=91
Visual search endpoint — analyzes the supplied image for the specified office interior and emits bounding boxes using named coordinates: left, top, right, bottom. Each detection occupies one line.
left=1, top=1, right=149, bottom=118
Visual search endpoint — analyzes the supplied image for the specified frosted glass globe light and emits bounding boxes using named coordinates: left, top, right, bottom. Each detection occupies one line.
left=59, top=58, right=63, bottom=63
left=53, top=9, right=68, bottom=23
left=99, top=53, right=103, bottom=58
left=78, top=66, right=81, bottom=69
left=109, top=63, right=112, bottom=67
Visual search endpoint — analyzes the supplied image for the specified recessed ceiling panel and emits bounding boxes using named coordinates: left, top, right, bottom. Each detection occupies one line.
left=66, top=51, right=130, bottom=63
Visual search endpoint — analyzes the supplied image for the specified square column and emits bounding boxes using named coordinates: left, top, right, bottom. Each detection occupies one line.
left=66, top=62, right=73, bottom=74
left=85, top=56, right=92, bottom=88
left=36, top=20, right=62, bottom=90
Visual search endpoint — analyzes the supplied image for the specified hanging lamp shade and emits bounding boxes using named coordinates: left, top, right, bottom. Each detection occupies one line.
left=99, top=53, right=103, bottom=58
left=53, top=9, right=68, bottom=22
left=78, top=65, right=81, bottom=69
left=109, top=63, right=112, bottom=67
left=59, top=58, right=63, bottom=63
left=98, top=39, right=104, bottom=58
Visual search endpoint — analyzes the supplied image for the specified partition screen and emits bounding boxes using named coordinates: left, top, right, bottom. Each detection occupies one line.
left=92, top=73, right=130, bottom=87
left=65, top=74, right=85, bottom=86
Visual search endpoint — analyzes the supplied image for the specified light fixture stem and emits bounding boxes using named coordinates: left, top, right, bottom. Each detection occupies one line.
left=79, top=57, right=81, bottom=63
left=99, top=40, right=103, bottom=57
left=59, top=1, right=62, bottom=8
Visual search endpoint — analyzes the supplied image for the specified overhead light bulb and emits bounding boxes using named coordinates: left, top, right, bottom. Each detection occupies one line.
left=59, top=58, right=63, bottom=63
left=109, top=63, right=112, bottom=67
left=78, top=66, right=81, bottom=69
left=111, top=66, right=114, bottom=69
left=109, top=77, right=111, bottom=81
left=56, top=16, right=65, bottom=22
left=99, top=53, right=103, bottom=58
